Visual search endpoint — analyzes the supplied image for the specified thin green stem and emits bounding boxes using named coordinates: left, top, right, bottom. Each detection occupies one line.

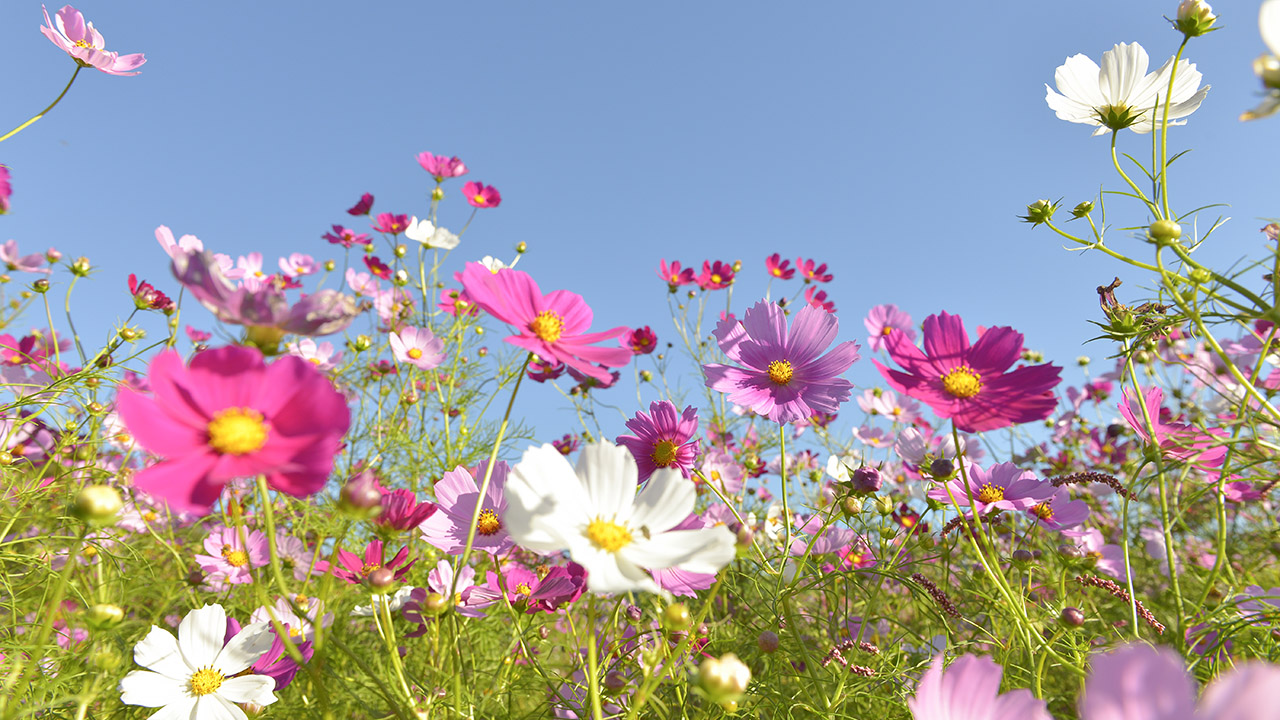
left=0, top=66, right=82, bottom=143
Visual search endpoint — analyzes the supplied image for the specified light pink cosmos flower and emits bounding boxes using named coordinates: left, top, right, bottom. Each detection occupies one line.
left=344, top=268, right=380, bottom=296
left=0, top=240, right=49, bottom=274
left=703, top=300, right=861, bottom=425
left=419, top=462, right=514, bottom=555
left=155, top=225, right=204, bottom=260
left=1119, top=385, right=1227, bottom=469
left=658, top=259, right=696, bottom=289
left=279, top=253, right=317, bottom=277
left=460, top=262, right=631, bottom=383
left=616, top=401, right=701, bottom=482
left=462, top=181, right=501, bottom=208
left=115, top=346, right=350, bottom=515
left=864, top=303, right=916, bottom=353
left=1068, top=527, right=1128, bottom=580
left=1026, top=487, right=1090, bottom=531
left=927, top=462, right=1054, bottom=515
left=389, top=326, right=445, bottom=371
left=41, top=5, right=145, bottom=76
left=285, top=338, right=342, bottom=371
left=909, top=653, right=1052, bottom=720
left=698, top=450, right=745, bottom=494
left=195, top=525, right=269, bottom=585
left=0, top=165, right=11, bottom=214
left=1079, top=643, right=1280, bottom=720
left=416, top=152, right=469, bottom=181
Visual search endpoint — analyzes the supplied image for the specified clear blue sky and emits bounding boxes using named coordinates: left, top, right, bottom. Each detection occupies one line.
left=2, top=2, right=1277, bottom=437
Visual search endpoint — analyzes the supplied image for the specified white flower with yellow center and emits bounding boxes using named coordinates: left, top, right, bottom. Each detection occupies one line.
left=119, top=604, right=276, bottom=720
left=504, top=441, right=736, bottom=594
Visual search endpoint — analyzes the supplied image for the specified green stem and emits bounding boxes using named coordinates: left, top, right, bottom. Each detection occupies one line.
left=0, top=66, right=82, bottom=143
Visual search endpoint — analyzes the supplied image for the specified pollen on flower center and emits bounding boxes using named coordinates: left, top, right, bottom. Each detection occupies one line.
left=711, top=273, right=723, bottom=284
left=586, top=517, right=633, bottom=553
left=206, top=407, right=268, bottom=456
left=941, top=367, right=982, bottom=399
left=189, top=667, right=225, bottom=696
left=530, top=311, right=565, bottom=343
left=881, top=327, right=893, bottom=336
left=514, top=583, right=532, bottom=596
left=220, top=545, right=250, bottom=567
left=1031, top=502, right=1054, bottom=520
left=651, top=439, right=679, bottom=467
left=767, top=359, right=794, bottom=385
left=976, top=483, right=1004, bottom=504
left=407, top=348, right=423, bottom=359
left=472, top=194, right=487, bottom=205
left=476, top=508, right=502, bottom=535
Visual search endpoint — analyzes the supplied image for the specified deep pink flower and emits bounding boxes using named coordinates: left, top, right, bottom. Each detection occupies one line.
left=0, top=165, right=11, bottom=214
left=325, top=539, right=414, bottom=586
left=765, top=253, right=795, bottom=280
left=797, top=257, right=833, bottom=283
left=703, top=300, right=861, bottom=425
left=462, top=181, right=501, bottom=208
left=186, top=326, right=212, bottom=344
left=460, top=262, right=631, bottom=383
left=389, top=326, right=445, bottom=370
left=623, top=326, right=657, bottom=355
left=469, top=563, right=587, bottom=613
left=115, top=346, right=351, bottom=515
left=804, top=286, right=835, bottom=313
left=323, top=225, right=370, bottom=248
left=909, top=653, right=1052, bottom=720
left=416, top=152, right=469, bottom=181
left=41, top=5, right=145, bottom=76
left=927, top=462, right=1054, bottom=515
left=567, top=365, right=619, bottom=391
left=1119, top=385, right=1227, bottom=469
left=363, top=255, right=392, bottom=280
left=658, top=259, right=696, bottom=290
left=697, top=260, right=735, bottom=290
left=375, top=489, right=436, bottom=532
left=127, top=274, right=173, bottom=312
left=419, top=462, right=514, bottom=555
left=346, top=193, right=374, bottom=216
left=526, top=356, right=566, bottom=382
left=874, top=311, right=1062, bottom=433
left=371, top=213, right=408, bottom=235
left=552, top=433, right=580, bottom=456
left=438, top=286, right=479, bottom=318
left=617, top=402, right=701, bottom=482
left=864, top=304, right=916, bottom=353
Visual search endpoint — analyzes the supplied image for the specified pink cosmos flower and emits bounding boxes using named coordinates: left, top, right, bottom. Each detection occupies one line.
left=419, top=461, right=514, bottom=555
left=698, top=450, right=745, bottom=494
left=765, top=253, right=795, bottom=280
left=526, top=356, right=566, bottom=382
left=115, top=346, right=350, bottom=515
left=909, top=653, right=1052, bottom=720
left=195, top=525, right=269, bottom=585
left=345, top=268, right=379, bottom=296
left=438, top=286, right=478, bottom=317
left=703, top=300, right=861, bottom=425
left=0, top=165, right=11, bottom=214
left=285, top=338, right=342, bottom=371
left=797, top=257, right=833, bottom=283
left=460, top=262, right=631, bottom=383
left=323, top=225, right=370, bottom=248
left=279, top=253, right=317, bottom=277
left=155, top=225, right=203, bottom=260
left=864, top=304, right=916, bottom=353
left=462, top=181, right=502, bottom=208
left=41, top=5, right=145, bottom=76
left=375, top=489, right=436, bottom=533
left=416, top=152, right=469, bottom=181
left=804, top=286, right=834, bottom=313
left=874, top=311, right=1062, bottom=433
left=553, top=433, right=581, bottom=456
left=346, top=193, right=374, bottom=216
left=623, top=326, right=658, bottom=355
left=1119, top=385, right=1227, bottom=469
left=469, top=563, right=587, bottom=613
left=371, top=213, right=408, bottom=235
left=325, top=539, right=414, bottom=586
left=927, top=462, right=1054, bottom=515
left=616, top=401, right=701, bottom=482
left=0, top=240, right=49, bottom=274
left=1079, top=643, right=1280, bottom=720
left=1068, top=527, right=1127, bottom=579
left=363, top=256, right=391, bottom=281
left=1026, top=487, right=1090, bottom=531
left=658, top=259, right=696, bottom=290
left=697, top=260, right=735, bottom=290
left=389, top=326, right=445, bottom=371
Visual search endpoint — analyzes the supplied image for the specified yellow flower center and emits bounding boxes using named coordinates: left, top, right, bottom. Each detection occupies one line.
left=476, top=508, right=502, bottom=536
left=514, top=583, right=532, bottom=596
left=587, top=517, right=633, bottom=553
left=1031, top=502, right=1054, bottom=520
left=711, top=273, right=723, bottom=284
left=407, top=348, right=423, bottom=359
left=473, top=194, right=487, bottom=205
left=976, top=483, right=1004, bottom=504
left=289, top=626, right=304, bottom=638
left=941, top=366, right=982, bottom=399
left=530, top=311, right=565, bottom=343
left=361, top=562, right=381, bottom=576
left=651, top=439, right=679, bottom=467
left=189, top=667, right=225, bottom=696
left=73, top=39, right=92, bottom=49
left=221, top=545, right=250, bottom=567
left=206, top=408, right=268, bottom=456
left=881, top=326, right=893, bottom=336
left=767, top=359, right=794, bottom=385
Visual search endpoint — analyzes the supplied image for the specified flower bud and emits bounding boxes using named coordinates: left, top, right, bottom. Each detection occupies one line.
left=757, top=630, right=779, bottom=653
left=639, top=369, right=653, bottom=382
left=928, top=458, right=954, bottom=479
left=698, top=653, right=751, bottom=703
left=1174, top=0, right=1216, bottom=37
left=735, top=525, right=754, bottom=548
left=1076, top=355, right=1091, bottom=367
left=45, top=248, right=62, bottom=263
left=367, top=567, right=396, bottom=591
left=515, top=241, right=527, bottom=254
left=603, top=670, right=627, bottom=694
left=324, top=259, right=336, bottom=272
left=1148, top=219, right=1182, bottom=244
left=1058, top=543, right=1085, bottom=560
left=850, top=467, right=882, bottom=494
left=1011, top=548, right=1034, bottom=565
left=1188, top=267, right=1211, bottom=285
left=338, top=471, right=383, bottom=519
left=1060, top=606, right=1085, bottom=628
left=394, top=244, right=408, bottom=259
left=32, top=279, right=49, bottom=293
left=1256, top=55, right=1280, bottom=90
left=394, top=270, right=410, bottom=286
left=424, top=592, right=450, bottom=616
left=86, top=602, right=125, bottom=629
left=840, top=495, right=863, bottom=517
left=353, top=334, right=373, bottom=352
left=431, top=186, right=445, bottom=201
left=90, top=647, right=123, bottom=671
left=1020, top=199, right=1057, bottom=226
left=625, top=604, right=643, bottom=623
left=70, top=257, right=92, bottom=277
left=663, top=603, right=692, bottom=632
left=118, top=327, right=142, bottom=342
left=73, top=485, right=122, bottom=524
left=874, top=495, right=894, bottom=515
left=1071, top=201, right=1094, bottom=219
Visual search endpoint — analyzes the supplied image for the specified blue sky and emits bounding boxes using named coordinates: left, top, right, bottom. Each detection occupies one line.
left=2, top=2, right=1277, bottom=440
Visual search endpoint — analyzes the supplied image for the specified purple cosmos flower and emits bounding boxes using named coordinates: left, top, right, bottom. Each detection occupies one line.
left=703, top=300, right=861, bottom=425
left=927, top=462, right=1054, bottom=515
left=1235, top=585, right=1280, bottom=626
left=616, top=401, right=701, bottom=482
left=389, top=326, right=445, bottom=371
left=909, top=653, right=1052, bottom=720
left=469, top=562, right=588, bottom=613
left=864, top=303, right=916, bottom=353
left=874, top=311, right=1062, bottom=433
left=41, top=5, right=146, bottom=76
left=1026, top=488, right=1090, bottom=531
left=346, top=193, right=374, bottom=216
left=416, top=152, right=469, bottom=181
left=1067, top=528, right=1128, bottom=580
left=419, top=461, right=514, bottom=555
left=225, top=617, right=313, bottom=691
left=0, top=240, right=49, bottom=275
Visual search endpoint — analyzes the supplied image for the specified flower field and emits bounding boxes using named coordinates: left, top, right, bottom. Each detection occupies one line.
left=5, top=2, right=1280, bottom=718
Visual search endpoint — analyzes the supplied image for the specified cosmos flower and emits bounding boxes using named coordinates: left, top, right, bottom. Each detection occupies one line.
left=703, top=300, right=861, bottom=425
left=389, top=326, right=445, bottom=371
left=416, top=151, right=469, bottom=180
left=908, top=653, right=1051, bottom=720
left=325, top=539, right=414, bottom=586
left=697, top=260, right=735, bottom=290
left=0, top=165, right=10, bottom=214
left=323, top=225, right=370, bottom=248
left=658, top=259, right=696, bottom=289
left=419, top=462, right=514, bottom=556
left=616, top=401, right=701, bottom=482
left=926, top=462, right=1054, bottom=515
left=1045, top=42, right=1209, bottom=135
left=404, top=217, right=460, bottom=249
left=1118, top=385, right=1226, bottom=469
left=622, top=326, right=658, bottom=355
left=1243, top=0, right=1280, bottom=120
left=765, top=253, right=795, bottom=280
left=864, top=304, right=916, bottom=353
left=797, top=257, right=833, bottom=283
left=874, top=311, right=1061, bottom=433
left=462, top=181, right=502, bottom=208
left=41, top=5, right=145, bottom=76
left=346, top=193, right=374, bottom=216
left=1025, top=487, right=1090, bottom=532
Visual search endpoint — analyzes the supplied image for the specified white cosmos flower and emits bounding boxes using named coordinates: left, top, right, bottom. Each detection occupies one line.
left=504, top=441, right=736, bottom=594
left=119, top=604, right=276, bottom=720
left=1045, top=42, right=1209, bottom=135
left=404, top=216, right=460, bottom=249
left=1243, top=0, right=1280, bottom=120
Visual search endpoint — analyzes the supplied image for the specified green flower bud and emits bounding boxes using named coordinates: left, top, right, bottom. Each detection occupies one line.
left=86, top=602, right=125, bottom=629
left=1020, top=199, right=1058, bottom=226
left=698, top=653, right=751, bottom=703
left=353, top=334, right=373, bottom=352
left=1148, top=219, right=1182, bottom=244
left=1071, top=201, right=1095, bottom=218
left=1174, top=0, right=1216, bottom=38
left=1188, top=267, right=1212, bottom=285
left=663, top=603, right=692, bottom=632
left=70, top=257, right=92, bottom=277
left=74, top=485, right=123, bottom=524
left=431, top=186, right=445, bottom=201
left=515, top=242, right=528, bottom=254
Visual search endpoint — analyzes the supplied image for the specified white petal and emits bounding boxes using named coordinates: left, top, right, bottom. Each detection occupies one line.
left=1263, top=0, right=1280, bottom=57
left=1241, top=93, right=1280, bottom=121
left=574, top=544, right=658, bottom=594
left=1053, top=53, right=1106, bottom=108
left=623, top=526, right=736, bottom=574
left=213, top=622, right=273, bottom=676
left=575, top=441, right=637, bottom=520
left=131, top=626, right=190, bottom=678
left=118, top=670, right=188, bottom=708
left=628, top=469, right=695, bottom=534
left=505, top=444, right=588, bottom=552
left=178, top=604, right=227, bottom=669
left=431, top=228, right=460, bottom=249
left=218, top=675, right=278, bottom=705
left=198, top=695, right=248, bottom=720
left=1098, top=42, right=1149, bottom=105
left=147, top=697, right=201, bottom=720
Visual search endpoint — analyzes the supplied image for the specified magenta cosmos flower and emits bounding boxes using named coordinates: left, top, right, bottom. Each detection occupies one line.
left=703, top=300, right=861, bottom=425
left=616, top=401, right=701, bottom=482
left=326, top=539, right=414, bottom=586
left=459, top=262, right=630, bottom=383
left=419, top=461, right=514, bottom=555
left=115, top=346, right=350, bottom=514
left=1119, top=385, right=1227, bottom=469
left=874, top=311, right=1061, bottom=433
left=909, top=653, right=1052, bottom=720
left=0, top=165, right=10, bottom=214
left=41, top=5, right=145, bottom=75
left=927, top=462, right=1054, bottom=515
left=462, top=181, right=502, bottom=208
left=417, top=151, right=468, bottom=181
left=765, top=253, right=795, bottom=280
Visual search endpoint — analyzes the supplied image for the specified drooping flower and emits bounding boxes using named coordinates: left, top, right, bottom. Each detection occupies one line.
left=416, top=152, right=469, bottom=181
left=115, top=346, right=350, bottom=515
left=389, top=326, right=445, bottom=371
left=41, top=5, right=146, bottom=76
left=908, top=653, right=1052, bottom=720
left=864, top=304, right=916, bottom=353
left=419, top=461, right=514, bottom=556
left=462, top=181, right=502, bottom=208
left=346, top=193, right=374, bottom=216
left=1045, top=42, right=1209, bottom=135
left=504, top=442, right=737, bottom=594
left=616, top=401, right=701, bottom=482
left=874, top=311, right=1061, bottom=433
left=926, top=462, right=1054, bottom=515
left=459, top=262, right=631, bottom=383
left=703, top=300, right=861, bottom=425
left=765, top=253, right=795, bottom=280
left=797, top=257, right=833, bottom=283
left=118, top=604, right=276, bottom=720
